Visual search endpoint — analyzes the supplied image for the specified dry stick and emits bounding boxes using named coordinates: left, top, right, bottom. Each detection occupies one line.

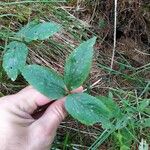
left=110, top=0, right=118, bottom=69
left=83, top=78, right=102, bottom=92
left=59, top=125, right=98, bottom=137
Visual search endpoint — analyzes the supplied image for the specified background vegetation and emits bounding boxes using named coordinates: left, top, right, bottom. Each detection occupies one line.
left=0, top=0, right=150, bottom=149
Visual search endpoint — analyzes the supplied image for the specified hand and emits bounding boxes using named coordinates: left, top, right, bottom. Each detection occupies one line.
left=0, top=86, right=83, bottom=150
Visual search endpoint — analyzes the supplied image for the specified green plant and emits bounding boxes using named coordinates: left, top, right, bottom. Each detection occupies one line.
left=2, top=21, right=150, bottom=150
left=2, top=20, right=122, bottom=126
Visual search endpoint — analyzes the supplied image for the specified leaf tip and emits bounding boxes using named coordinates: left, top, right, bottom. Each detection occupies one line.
left=89, top=36, right=97, bottom=45
left=11, top=77, right=17, bottom=81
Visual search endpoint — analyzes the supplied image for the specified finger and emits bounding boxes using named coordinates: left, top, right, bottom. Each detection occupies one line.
left=31, top=97, right=66, bottom=137
left=14, top=86, right=51, bottom=114
left=71, top=86, right=83, bottom=94
left=33, top=86, right=83, bottom=135
left=31, top=86, right=83, bottom=119
left=32, top=101, right=54, bottom=119
left=37, top=86, right=83, bottom=127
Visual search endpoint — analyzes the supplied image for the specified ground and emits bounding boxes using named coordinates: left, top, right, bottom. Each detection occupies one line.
left=0, top=0, right=150, bottom=149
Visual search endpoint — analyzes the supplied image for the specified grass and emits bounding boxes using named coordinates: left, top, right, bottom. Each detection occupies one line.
left=0, top=0, right=150, bottom=149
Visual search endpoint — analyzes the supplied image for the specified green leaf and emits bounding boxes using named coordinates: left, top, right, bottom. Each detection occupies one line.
left=115, top=115, right=130, bottom=129
left=143, top=107, right=150, bottom=114
left=98, top=19, right=106, bottom=29
left=97, top=96, right=122, bottom=118
left=120, top=145, right=130, bottom=150
left=142, top=118, right=150, bottom=127
left=138, top=99, right=150, bottom=112
left=114, top=128, right=133, bottom=150
left=16, top=21, right=61, bottom=42
left=21, top=65, right=67, bottom=99
left=2, top=41, right=28, bottom=81
left=65, top=93, right=112, bottom=126
left=64, top=37, right=97, bottom=90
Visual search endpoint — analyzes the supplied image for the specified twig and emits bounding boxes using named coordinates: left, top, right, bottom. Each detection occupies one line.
left=134, top=48, right=150, bottom=56
left=139, top=81, right=150, bottom=98
left=110, top=0, right=117, bottom=69
left=0, top=0, right=65, bottom=6
left=83, top=78, right=102, bottom=92
left=59, top=125, right=98, bottom=137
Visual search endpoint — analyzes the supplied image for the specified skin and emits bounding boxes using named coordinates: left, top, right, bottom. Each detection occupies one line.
left=0, top=86, right=83, bottom=150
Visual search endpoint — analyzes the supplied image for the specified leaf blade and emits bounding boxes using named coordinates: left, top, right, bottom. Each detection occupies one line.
left=97, top=96, right=122, bottom=119
left=16, top=21, right=61, bottom=42
left=21, top=65, right=67, bottom=99
left=65, top=93, right=112, bottom=126
left=64, top=37, right=97, bottom=90
left=2, top=41, right=28, bottom=81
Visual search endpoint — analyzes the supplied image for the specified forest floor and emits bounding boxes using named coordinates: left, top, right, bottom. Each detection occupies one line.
left=0, top=0, right=150, bottom=149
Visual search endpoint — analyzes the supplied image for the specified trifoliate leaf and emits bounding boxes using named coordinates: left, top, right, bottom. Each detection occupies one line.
left=64, top=37, right=97, bottom=90
left=2, top=41, right=28, bottom=81
left=16, top=21, right=61, bottom=42
left=21, top=65, right=67, bottom=99
left=65, top=93, right=112, bottom=126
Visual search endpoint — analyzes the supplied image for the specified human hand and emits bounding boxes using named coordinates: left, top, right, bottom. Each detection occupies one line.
left=0, top=86, right=83, bottom=150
